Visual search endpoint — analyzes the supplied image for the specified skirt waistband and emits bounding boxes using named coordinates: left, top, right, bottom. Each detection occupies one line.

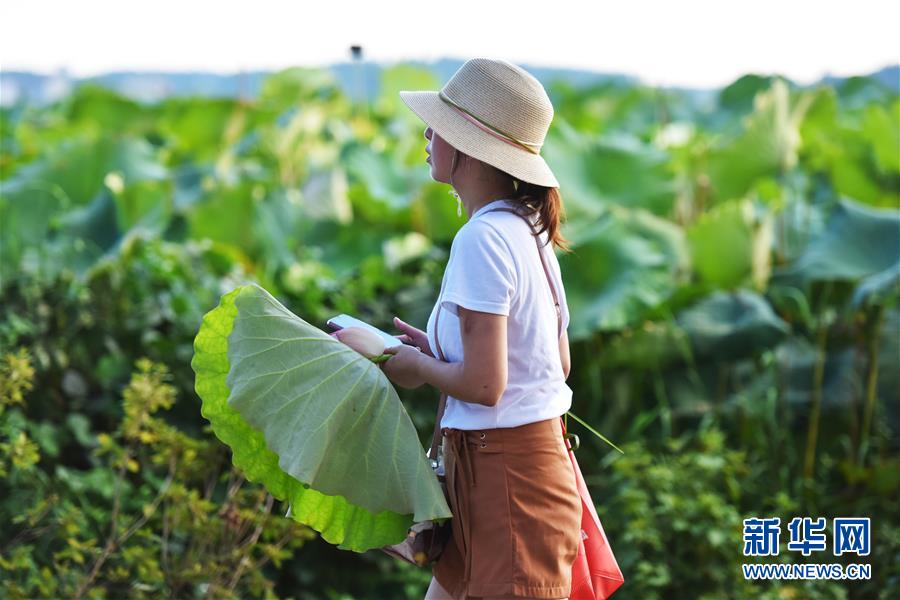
left=441, top=416, right=564, bottom=453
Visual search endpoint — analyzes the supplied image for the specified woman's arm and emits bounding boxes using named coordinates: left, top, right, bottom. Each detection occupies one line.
left=424, top=307, right=507, bottom=406
left=381, top=307, right=508, bottom=407
left=559, top=329, right=571, bottom=381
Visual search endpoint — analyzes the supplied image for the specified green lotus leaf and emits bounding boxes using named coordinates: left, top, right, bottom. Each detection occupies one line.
left=259, top=67, right=341, bottom=110
left=800, top=89, right=899, bottom=208
left=718, top=74, right=778, bottom=114
left=158, top=97, right=248, bottom=161
left=776, top=198, right=900, bottom=284
left=560, top=206, right=689, bottom=339
left=192, top=284, right=451, bottom=552
left=676, top=290, right=790, bottom=360
left=687, top=198, right=773, bottom=290
left=706, top=79, right=812, bottom=203
left=852, top=263, right=900, bottom=310
left=543, top=121, right=677, bottom=219
left=2, top=136, right=168, bottom=207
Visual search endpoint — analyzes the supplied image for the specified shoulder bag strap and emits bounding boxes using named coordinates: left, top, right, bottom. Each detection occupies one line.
left=427, top=275, right=449, bottom=465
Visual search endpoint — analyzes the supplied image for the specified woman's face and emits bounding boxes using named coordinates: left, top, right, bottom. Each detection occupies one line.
left=424, top=126, right=456, bottom=184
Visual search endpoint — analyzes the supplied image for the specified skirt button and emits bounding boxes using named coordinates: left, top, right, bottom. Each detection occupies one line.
left=480, top=432, right=486, bottom=439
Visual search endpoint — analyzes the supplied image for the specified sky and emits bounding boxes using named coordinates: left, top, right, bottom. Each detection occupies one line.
left=1, top=0, right=898, bottom=88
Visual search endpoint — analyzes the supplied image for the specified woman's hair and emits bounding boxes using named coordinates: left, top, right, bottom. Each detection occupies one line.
left=450, top=149, right=572, bottom=253
left=505, top=179, right=571, bottom=253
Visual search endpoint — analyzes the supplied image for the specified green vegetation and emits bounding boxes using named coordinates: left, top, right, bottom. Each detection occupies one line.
left=1, top=65, right=898, bottom=598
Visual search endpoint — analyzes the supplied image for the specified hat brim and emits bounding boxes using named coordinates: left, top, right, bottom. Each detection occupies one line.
left=399, top=91, right=559, bottom=188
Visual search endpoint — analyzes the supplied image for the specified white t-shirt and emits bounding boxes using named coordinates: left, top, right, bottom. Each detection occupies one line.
left=426, top=198, right=572, bottom=430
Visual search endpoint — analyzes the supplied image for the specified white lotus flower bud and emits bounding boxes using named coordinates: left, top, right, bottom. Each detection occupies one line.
left=334, top=327, right=386, bottom=360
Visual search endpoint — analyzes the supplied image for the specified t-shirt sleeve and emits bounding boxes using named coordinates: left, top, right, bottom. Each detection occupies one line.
left=441, top=221, right=516, bottom=317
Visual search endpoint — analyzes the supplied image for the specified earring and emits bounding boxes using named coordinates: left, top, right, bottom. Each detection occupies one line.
left=449, top=189, right=462, bottom=217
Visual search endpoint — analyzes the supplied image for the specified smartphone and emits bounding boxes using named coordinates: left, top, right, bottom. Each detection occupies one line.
left=326, top=314, right=403, bottom=348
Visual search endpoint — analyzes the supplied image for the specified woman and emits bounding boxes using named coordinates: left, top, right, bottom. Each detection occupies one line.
left=381, top=58, right=581, bottom=600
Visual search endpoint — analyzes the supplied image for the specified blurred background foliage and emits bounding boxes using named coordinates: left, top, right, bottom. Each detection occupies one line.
left=1, top=63, right=898, bottom=598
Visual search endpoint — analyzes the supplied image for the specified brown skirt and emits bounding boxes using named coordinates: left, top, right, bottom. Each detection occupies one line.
left=432, top=417, right=582, bottom=599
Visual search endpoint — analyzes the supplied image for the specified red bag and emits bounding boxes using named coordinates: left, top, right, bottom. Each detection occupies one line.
left=561, top=417, right=624, bottom=600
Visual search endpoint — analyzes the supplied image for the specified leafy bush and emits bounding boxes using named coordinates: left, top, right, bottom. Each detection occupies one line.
left=1, top=350, right=315, bottom=599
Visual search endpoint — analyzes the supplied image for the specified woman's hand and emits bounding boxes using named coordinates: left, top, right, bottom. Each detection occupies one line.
left=380, top=344, right=428, bottom=389
left=392, top=317, right=435, bottom=358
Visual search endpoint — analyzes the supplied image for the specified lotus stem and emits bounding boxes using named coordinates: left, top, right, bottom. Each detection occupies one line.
left=858, top=306, right=884, bottom=466
left=803, top=315, right=829, bottom=484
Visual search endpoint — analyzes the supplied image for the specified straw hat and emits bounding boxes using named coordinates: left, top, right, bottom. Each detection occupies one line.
left=399, top=58, right=559, bottom=188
